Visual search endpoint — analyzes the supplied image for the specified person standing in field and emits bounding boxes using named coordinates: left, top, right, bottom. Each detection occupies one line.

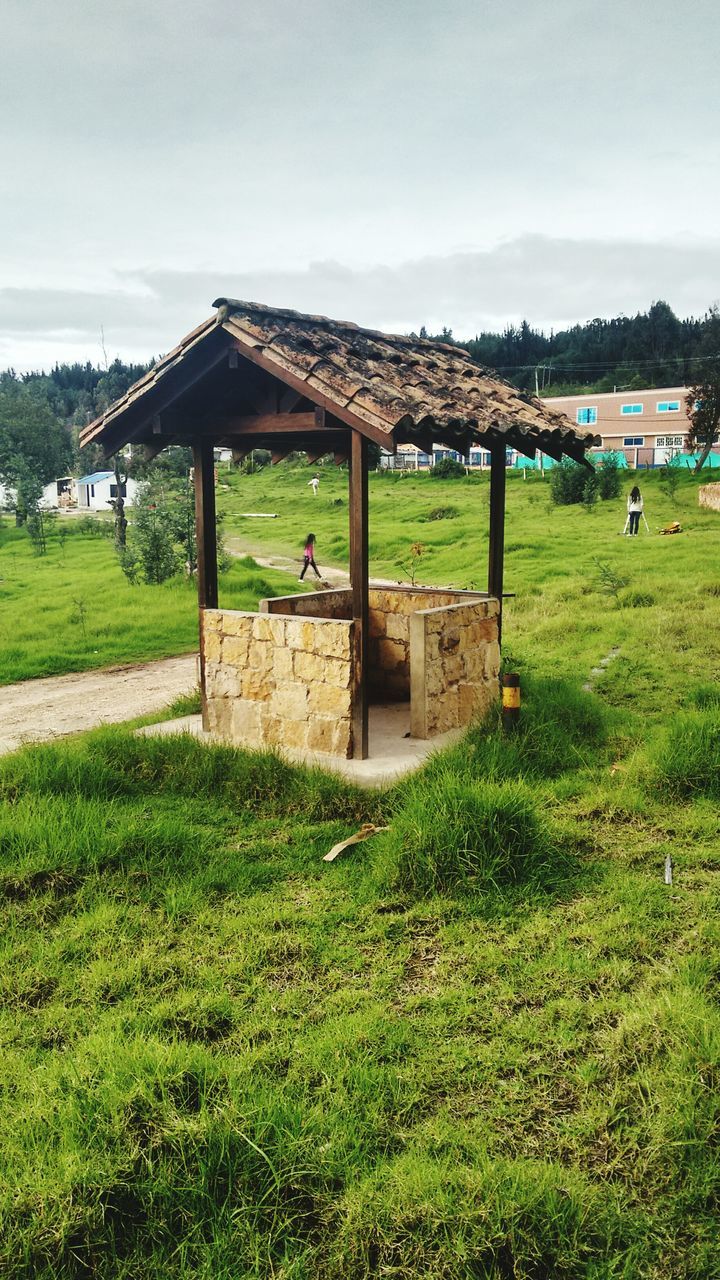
left=299, top=533, right=322, bottom=581
left=627, top=485, right=644, bottom=535
left=308, top=474, right=320, bottom=496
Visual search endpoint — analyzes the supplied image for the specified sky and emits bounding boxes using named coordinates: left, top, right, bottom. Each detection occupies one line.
left=2, top=0, right=719, bottom=371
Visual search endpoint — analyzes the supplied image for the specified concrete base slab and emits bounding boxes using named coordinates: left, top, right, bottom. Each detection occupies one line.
left=138, top=703, right=463, bottom=788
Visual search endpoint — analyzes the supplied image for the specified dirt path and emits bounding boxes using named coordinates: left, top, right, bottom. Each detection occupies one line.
left=226, top=535, right=351, bottom=586
left=0, top=655, right=198, bottom=757
left=226, top=535, right=401, bottom=589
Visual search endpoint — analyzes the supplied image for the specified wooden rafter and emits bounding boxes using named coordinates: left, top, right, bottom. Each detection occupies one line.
left=227, top=338, right=391, bottom=449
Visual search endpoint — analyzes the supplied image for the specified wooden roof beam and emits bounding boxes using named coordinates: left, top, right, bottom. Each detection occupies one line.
left=181, top=407, right=328, bottom=439
left=81, top=333, right=231, bottom=452
left=227, top=337, right=391, bottom=450
left=139, top=438, right=174, bottom=463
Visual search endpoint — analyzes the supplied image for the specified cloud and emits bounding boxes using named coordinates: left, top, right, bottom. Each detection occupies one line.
left=2, top=235, right=719, bottom=369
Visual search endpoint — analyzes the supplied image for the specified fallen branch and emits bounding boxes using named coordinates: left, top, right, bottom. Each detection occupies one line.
left=323, top=822, right=389, bottom=862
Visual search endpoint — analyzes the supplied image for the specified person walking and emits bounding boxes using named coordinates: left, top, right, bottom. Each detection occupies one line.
left=308, top=475, right=320, bottom=496
left=626, top=485, right=644, bottom=536
left=299, top=533, right=322, bottom=581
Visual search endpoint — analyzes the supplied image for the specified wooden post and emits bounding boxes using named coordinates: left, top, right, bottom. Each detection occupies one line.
left=488, top=438, right=506, bottom=644
left=349, top=430, right=369, bottom=759
left=192, top=439, right=218, bottom=730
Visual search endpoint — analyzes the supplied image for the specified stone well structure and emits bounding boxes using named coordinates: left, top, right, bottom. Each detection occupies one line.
left=80, top=298, right=597, bottom=762
left=202, top=587, right=500, bottom=758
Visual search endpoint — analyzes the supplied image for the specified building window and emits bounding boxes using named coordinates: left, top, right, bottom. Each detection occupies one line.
left=657, top=401, right=680, bottom=413
left=623, top=436, right=644, bottom=447
left=90, top=485, right=95, bottom=497
left=109, top=483, right=127, bottom=499
left=621, top=403, right=643, bottom=415
left=576, top=407, right=597, bottom=425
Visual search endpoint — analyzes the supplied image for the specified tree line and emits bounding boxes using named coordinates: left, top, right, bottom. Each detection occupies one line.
left=421, top=299, right=720, bottom=398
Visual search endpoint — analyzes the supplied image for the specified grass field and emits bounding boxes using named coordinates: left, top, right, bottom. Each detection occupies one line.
left=1, top=465, right=720, bottom=1277
left=0, top=519, right=298, bottom=685
left=218, top=461, right=720, bottom=722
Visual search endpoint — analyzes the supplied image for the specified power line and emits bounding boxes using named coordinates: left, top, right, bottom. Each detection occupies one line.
left=487, top=351, right=720, bottom=373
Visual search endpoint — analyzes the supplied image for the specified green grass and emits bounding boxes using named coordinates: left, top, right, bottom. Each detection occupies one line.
left=2, top=465, right=720, bottom=1275
left=219, top=462, right=720, bottom=722
left=0, top=519, right=299, bottom=684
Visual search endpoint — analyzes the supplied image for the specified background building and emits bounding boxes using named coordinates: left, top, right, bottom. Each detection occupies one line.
left=76, top=471, right=139, bottom=510
left=543, top=387, right=720, bottom=468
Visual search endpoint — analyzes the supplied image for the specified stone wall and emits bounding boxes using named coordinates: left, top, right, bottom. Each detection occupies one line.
left=410, top=597, right=500, bottom=738
left=699, top=482, right=720, bottom=512
left=201, top=587, right=499, bottom=759
left=261, top=589, right=353, bottom=620
left=202, top=608, right=353, bottom=757
left=368, top=587, right=488, bottom=701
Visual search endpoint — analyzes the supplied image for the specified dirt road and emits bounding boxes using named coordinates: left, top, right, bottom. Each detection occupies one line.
left=0, top=655, right=198, bottom=757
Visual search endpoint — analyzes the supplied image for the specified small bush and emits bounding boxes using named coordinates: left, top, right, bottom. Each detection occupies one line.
left=431, top=458, right=466, bottom=479
left=76, top=515, right=113, bottom=538
left=581, top=471, right=599, bottom=509
left=594, top=558, right=628, bottom=599
left=621, top=590, right=655, bottom=609
left=597, top=450, right=622, bottom=499
left=647, top=708, right=720, bottom=800
left=420, top=505, right=459, bottom=522
left=550, top=458, right=589, bottom=505
left=374, top=771, right=555, bottom=897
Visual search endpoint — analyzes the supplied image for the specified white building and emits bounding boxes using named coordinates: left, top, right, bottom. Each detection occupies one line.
left=0, top=476, right=78, bottom=511
left=76, top=471, right=139, bottom=510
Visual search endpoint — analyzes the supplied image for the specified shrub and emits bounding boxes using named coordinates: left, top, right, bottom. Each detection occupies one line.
left=551, top=458, right=610, bottom=506
left=431, top=457, right=466, bottom=479
left=582, top=471, right=599, bottom=509
left=550, top=458, right=588, bottom=505
left=647, top=708, right=720, bottom=800
left=659, top=457, right=683, bottom=502
left=594, top=558, right=628, bottom=599
left=420, top=505, right=459, bottom=522
left=621, top=590, right=655, bottom=608
left=597, top=450, right=622, bottom=499
left=374, top=771, right=555, bottom=897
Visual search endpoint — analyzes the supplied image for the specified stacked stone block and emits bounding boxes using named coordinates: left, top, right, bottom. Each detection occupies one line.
left=409, top=598, right=500, bottom=738
left=202, top=609, right=354, bottom=758
left=699, top=482, right=720, bottom=512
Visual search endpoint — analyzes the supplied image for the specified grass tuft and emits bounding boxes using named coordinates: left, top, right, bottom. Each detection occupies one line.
left=646, top=706, right=720, bottom=800
left=374, top=767, right=562, bottom=898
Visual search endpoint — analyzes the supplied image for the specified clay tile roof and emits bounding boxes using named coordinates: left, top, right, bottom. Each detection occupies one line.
left=80, top=299, right=599, bottom=462
left=214, top=299, right=597, bottom=458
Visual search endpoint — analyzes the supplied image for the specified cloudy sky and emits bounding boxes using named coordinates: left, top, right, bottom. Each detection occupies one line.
left=2, top=0, right=719, bottom=370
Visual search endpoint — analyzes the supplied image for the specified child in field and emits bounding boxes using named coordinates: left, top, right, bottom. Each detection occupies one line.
left=626, top=485, right=643, bottom=535
left=299, top=533, right=322, bottom=581
left=308, top=475, right=320, bottom=496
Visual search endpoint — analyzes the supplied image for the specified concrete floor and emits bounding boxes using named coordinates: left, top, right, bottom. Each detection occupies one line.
left=139, top=703, right=463, bottom=788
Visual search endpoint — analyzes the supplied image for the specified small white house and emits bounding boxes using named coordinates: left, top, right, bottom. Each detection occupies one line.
left=76, top=471, right=139, bottom=510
